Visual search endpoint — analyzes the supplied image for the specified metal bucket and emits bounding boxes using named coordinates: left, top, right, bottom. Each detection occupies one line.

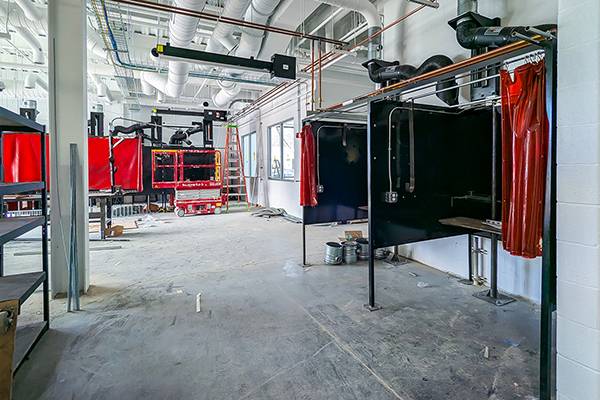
left=375, top=248, right=389, bottom=260
left=342, top=240, right=359, bottom=264
left=356, top=238, right=369, bottom=260
left=324, top=242, right=343, bottom=265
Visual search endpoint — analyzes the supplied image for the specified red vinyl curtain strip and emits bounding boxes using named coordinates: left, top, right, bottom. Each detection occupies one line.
left=298, top=124, right=318, bottom=207
left=500, top=61, right=549, bottom=258
left=2, top=134, right=143, bottom=192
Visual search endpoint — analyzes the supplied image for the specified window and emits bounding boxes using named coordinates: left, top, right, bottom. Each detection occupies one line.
left=241, top=132, right=257, bottom=177
left=269, top=119, right=296, bottom=180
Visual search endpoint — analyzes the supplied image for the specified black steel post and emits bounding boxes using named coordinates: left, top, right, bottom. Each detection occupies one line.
left=365, top=101, right=380, bottom=311
left=492, top=105, right=498, bottom=220
left=302, top=220, right=307, bottom=266
left=41, top=129, right=49, bottom=322
left=540, top=39, right=557, bottom=400
left=490, top=234, right=499, bottom=298
left=467, top=234, right=473, bottom=282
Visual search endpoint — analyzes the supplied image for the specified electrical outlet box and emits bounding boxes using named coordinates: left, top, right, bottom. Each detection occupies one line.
left=384, top=191, right=398, bottom=203
left=271, top=54, right=296, bottom=80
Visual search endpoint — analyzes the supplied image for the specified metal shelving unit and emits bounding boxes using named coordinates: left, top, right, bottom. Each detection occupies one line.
left=0, top=106, right=49, bottom=373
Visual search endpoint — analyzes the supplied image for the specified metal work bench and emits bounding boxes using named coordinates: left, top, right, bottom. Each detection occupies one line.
left=439, top=216, right=515, bottom=306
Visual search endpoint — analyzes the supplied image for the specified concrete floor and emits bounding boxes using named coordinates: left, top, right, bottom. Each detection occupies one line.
left=8, top=212, right=540, bottom=400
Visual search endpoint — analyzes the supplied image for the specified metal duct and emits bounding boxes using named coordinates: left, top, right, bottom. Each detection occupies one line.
left=14, top=0, right=43, bottom=22
left=163, top=0, right=208, bottom=97
left=205, top=0, right=253, bottom=53
left=318, top=0, right=381, bottom=58
left=451, top=0, right=555, bottom=49
left=24, top=72, right=47, bottom=91
left=211, top=0, right=280, bottom=108
left=140, top=71, right=167, bottom=96
left=213, top=80, right=242, bottom=108
left=88, top=29, right=108, bottom=60
left=17, top=27, right=44, bottom=64
left=91, top=74, right=114, bottom=102
left=237, top=0, right=280, bottom=58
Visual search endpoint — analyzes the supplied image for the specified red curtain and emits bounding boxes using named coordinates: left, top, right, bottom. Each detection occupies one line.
left=298, top=124, right=318, bottom=207
left=88, top=136, right=143, bottom=191
left=500, top=61, right=549, bottom=258
left=3, top=134, right=143, bottom=192
left=2, top=133, right=49, bottom=184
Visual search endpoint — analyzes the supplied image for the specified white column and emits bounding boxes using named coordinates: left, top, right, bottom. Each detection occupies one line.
left=556, top=0, right=600, bottom=399
left=48, top=0, right=89, bottom=295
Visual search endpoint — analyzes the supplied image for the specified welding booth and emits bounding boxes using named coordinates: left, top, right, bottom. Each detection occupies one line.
left=300, top=35, right=557, bottom=399
left=299, top=115, right=368, bottom=266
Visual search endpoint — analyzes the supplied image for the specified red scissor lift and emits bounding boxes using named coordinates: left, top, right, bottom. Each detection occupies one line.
left=151, top=148, right=223, bottom=216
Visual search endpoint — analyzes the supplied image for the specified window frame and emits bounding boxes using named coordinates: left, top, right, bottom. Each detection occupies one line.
left=241, top=132, right=257, bottom=178
left=268, top=119, right=296, bottom=181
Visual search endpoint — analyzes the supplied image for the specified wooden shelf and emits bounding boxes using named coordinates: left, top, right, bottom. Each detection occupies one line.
left=13, top=321, right=48, bottom=371
left=0, top=107, right=45, bottom=133
left=0, top=216, right=45, bottom=245
left=0, top=182, right=44, bottom=196
left=0, top=272, right=46, bottom=305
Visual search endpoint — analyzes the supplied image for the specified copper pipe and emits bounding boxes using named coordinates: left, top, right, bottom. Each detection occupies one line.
left=112, top=0, right=347, bottom=47
left=233, top=80, right=299, bottom=120
left=322, top=39, right=538, bottom=111
left=302, top=4, right=429, bottom=72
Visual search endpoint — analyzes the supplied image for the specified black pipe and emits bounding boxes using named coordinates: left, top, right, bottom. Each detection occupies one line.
left=363, top=55, right=459, bottom=106
left=455, top=21, right=556, bottom=49
left=168, top=124, right=203, bottom=145
left=112, top=123, right=152, bottom=135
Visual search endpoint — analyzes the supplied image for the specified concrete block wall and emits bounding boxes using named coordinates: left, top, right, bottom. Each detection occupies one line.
left=556, top=0, right=600, bottom=398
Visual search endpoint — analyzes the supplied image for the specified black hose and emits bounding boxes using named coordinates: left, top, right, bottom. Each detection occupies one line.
left=363, top=55, right=458, bottom=106
left=112, top=123, right=152, bottom=135
left=456, top=22, right=557, bottom=49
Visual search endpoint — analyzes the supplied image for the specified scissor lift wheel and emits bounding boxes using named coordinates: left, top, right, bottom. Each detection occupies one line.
left=175, top=207, right=185, bottom=217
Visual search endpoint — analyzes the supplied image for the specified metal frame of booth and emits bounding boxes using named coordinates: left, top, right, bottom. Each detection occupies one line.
left=300, top=115, right=368, bottom=266
left=315, top=38, right=557, bottom=399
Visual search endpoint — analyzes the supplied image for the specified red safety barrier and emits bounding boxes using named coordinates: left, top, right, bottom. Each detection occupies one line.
left=500, top=61, right=549, bottom=258
left=298, top=124, right=318, bottom=207
left=2, top=134, right=143, bottom=192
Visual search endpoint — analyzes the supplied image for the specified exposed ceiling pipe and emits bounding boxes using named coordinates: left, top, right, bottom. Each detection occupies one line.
left=91, top=74, right=114, bottom=103
left=88, top=29, right=109, bottom=60
left=212, top=0, right=281, bottom=108
left=318, top=0, right=381, bottom=58
left=158, top=0, right=208, bottom=98
left=140, top=71, right=167, bottom=96
left=205, top=0, right=252, bottom=53
left=17, top=27, right=44, bottom=64
left=14, top=0, right=43, bottom=22
left=24, top=72, right=47, bottom=91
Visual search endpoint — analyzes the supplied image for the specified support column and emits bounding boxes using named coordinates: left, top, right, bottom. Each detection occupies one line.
left=48, top=0, right=89, bottom=296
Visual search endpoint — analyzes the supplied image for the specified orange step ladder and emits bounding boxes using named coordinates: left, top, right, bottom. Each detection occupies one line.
left=222, top=124, right=250, bottom=212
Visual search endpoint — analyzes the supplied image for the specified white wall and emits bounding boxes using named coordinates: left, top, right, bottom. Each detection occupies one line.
left=237, top=69, right=374, bottom=218
left=556, top=1, right=600, bottom=399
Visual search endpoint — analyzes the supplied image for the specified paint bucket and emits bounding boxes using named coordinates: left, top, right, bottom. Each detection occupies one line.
left=342, top=240, right=359, bottom=264
left=356, top=238, right=369, bottom=260
left=324, top=242, right=343, bottom=265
